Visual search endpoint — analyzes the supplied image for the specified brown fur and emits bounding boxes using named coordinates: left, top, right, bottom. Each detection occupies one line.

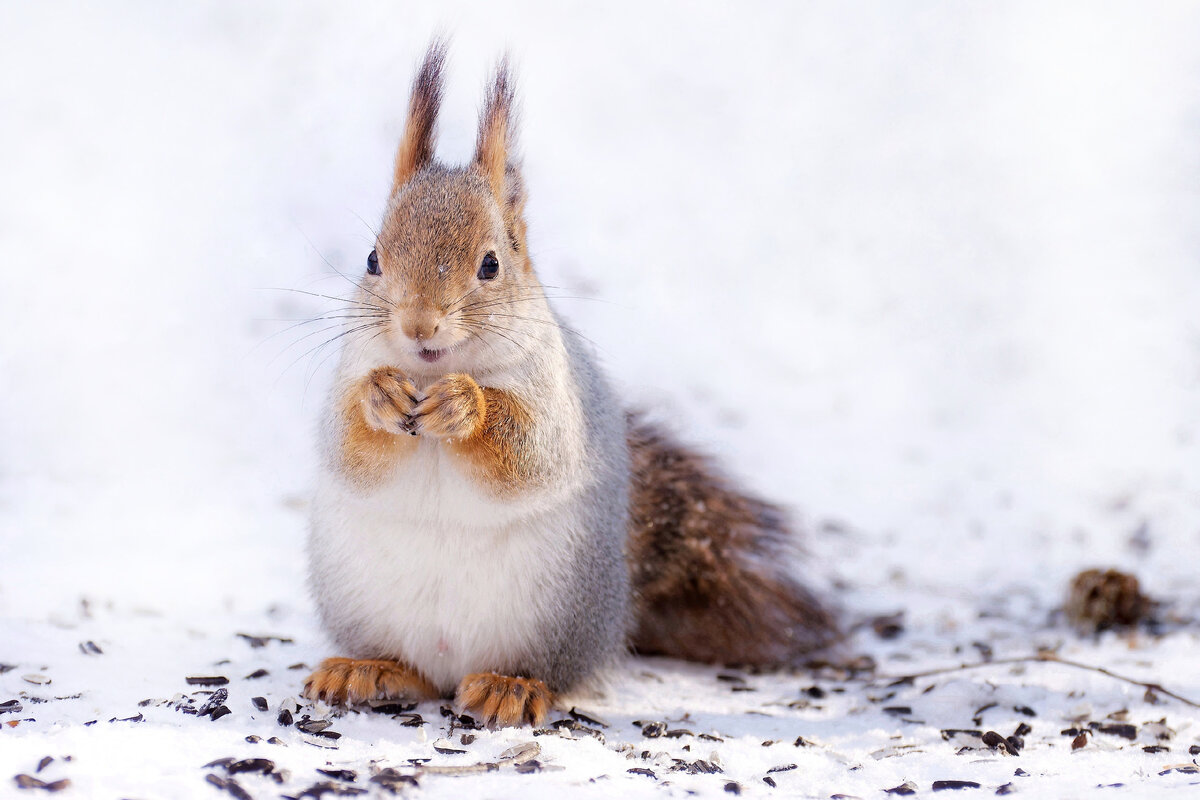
left=455, top=672, right=553, bottom=727
left=408, top=375, right=541, bottom=495
left=337, top=367, right=418, bottom=486
left=392, top=40, right=446, bottom=193
left=303, top=657, right=438, bottom=705
left=626, top=414, right=838, bottom=665
left=448, top=387, right=541, bottom=495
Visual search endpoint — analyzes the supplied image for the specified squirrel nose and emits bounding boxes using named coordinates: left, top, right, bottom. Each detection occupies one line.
left=401, top=314, right=440, bottom=343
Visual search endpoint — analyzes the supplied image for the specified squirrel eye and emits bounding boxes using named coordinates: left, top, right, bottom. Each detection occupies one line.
left=477, top=252, right=499, bottom=281
left=366, top=249, right=380, bottom=275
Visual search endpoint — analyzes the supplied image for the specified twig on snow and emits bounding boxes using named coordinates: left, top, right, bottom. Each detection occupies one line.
left=876, top=653, right=1200, bottom=710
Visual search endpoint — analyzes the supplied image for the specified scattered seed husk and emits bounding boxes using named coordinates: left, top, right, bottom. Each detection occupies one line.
left=227, top=759, right=275, bottom=775
left=316, top=768, right=356, bottom=782
left=872, top=612, right=905, bottom=640
left=567, top=707, right=608, bottom=727
left=198, top=689, right=229, bottom=718
left=763, top=776, right=777, bottom=787
left=932, top=780, right=981, bottom=790
left=639, top=721, right=667, bottom=738
left=282, top=780, right=366, bottom=798
left=22, top=675, right=50, bottom=686
left=627, top=768, right=656, bottom=778
left=370, top=768, right=419, bottom=791
left=78, top=641, right=102, bottom=656
left=885, top=782, right=917, bottom=796
left=981, top=731, right=1019, bottom=756
left=1093, top=723, right=1137, bottom=740
left=301, top=734, right=340, bottom=750
left=14, top=774, right=70, bottom=792
left=245, top=669, right=269, bottom=680
left=0, top=701, right=23, bottom=715
left=252, top=697, right=268, bottom=712
left=236, top=633, right=295, bottom=648
left=205, top=774, right=252, bottom=800
left=367, top=700, right=416, bottom=714
left=1159, top=765, right=1200, bottom=776
left=186, top=676, right=229, bottom=687
left=296, top=717, right=332, bottom=734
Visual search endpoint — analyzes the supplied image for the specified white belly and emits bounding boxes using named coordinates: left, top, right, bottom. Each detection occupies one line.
left=308, top=441, right=574, bottom=693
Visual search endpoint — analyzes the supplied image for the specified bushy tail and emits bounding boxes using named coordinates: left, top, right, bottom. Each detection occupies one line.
left=626, top=414, right=838, bottom=665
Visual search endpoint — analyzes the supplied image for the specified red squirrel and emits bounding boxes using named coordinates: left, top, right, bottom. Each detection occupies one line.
left=303, top=42, right=836, bottom=727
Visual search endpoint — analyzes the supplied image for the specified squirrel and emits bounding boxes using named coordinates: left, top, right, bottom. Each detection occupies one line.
left=303, top=41, right=837, bottom=727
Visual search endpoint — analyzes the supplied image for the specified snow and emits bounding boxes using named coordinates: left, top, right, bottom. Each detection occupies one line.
left=3, top=1, right=1200, bottom=798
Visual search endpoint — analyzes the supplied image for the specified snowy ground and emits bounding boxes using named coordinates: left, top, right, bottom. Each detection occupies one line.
left=3, top=1, right=1200, bottom=798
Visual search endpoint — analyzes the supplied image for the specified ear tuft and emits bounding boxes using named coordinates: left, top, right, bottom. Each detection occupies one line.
left=392, top=39, right=448, bottom=194
left=473, top=56, right=518, bottom=201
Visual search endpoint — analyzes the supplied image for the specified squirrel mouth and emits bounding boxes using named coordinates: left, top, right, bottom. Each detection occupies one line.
left=418, top=347, right=444, bottom=363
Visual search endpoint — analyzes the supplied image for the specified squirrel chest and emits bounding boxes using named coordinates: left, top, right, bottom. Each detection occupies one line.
left=308, top=437, right=581, bottom=694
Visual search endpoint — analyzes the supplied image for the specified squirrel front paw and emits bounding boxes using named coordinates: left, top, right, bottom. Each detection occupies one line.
left=412, top=373, right=486, bottom=440
left=361, top=366, right=420, bottom=435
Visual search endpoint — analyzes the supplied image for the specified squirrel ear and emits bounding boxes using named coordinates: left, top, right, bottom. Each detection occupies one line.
left=392, top=40, right=447, bottom=195
left=502, top=166, right=528, bottom=253
left=473, top=56, right=517, bottom=203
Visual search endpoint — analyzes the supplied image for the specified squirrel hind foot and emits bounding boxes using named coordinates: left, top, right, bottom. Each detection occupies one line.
left=302, top=657, right=438, bottom=706
left=455, top=672, right=553, bottom=728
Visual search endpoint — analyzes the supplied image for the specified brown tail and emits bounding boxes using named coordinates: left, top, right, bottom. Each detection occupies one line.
left=626, top=413, right=838, bottom=665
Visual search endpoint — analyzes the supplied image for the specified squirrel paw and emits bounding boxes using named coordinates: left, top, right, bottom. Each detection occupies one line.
left=361, top=367, right=420, bottom=435
left=412, top=374, right=485, bottom=440
left=454, top=672, right=553, bottom=727
left=302, top=657, right=437, bottom=705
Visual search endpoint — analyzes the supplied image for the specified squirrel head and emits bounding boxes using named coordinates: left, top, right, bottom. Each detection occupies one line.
left=362, top=42, right=538, bottom=379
